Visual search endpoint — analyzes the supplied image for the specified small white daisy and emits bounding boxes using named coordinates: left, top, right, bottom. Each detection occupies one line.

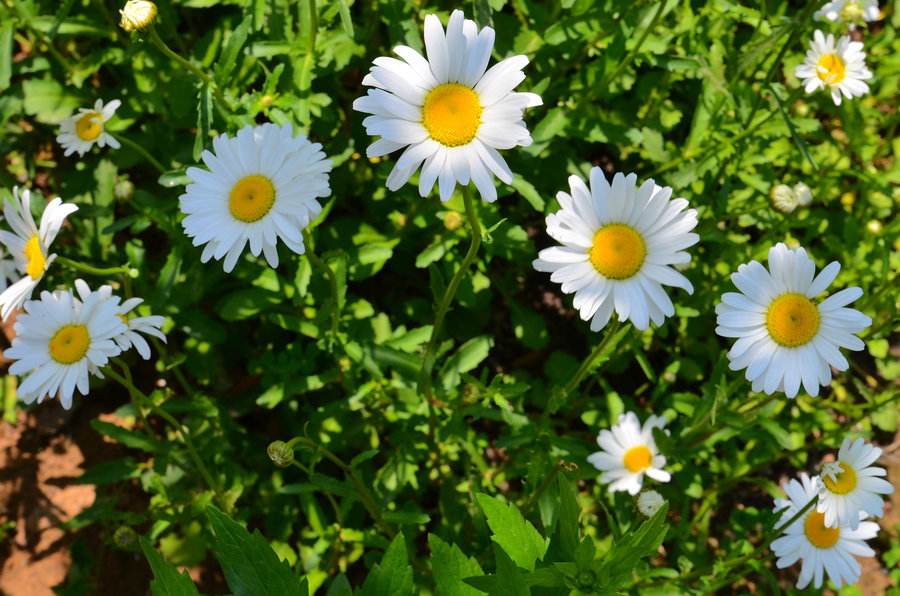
left=0, top=187, right=78, bottom=321
left=353, top=9, right=542, bottom=203
left=795, top=30, right=872, bottom=106
left=533, top=170, right=699, bottom=332
left=587, top=411, right=670, bottom=495
left=771, top=473, right=878, bottom=590
left=179, top=123, right=332, bottom=273
left=5, top=283, right=126, bottom=409
left=818, top=437, right=894, bottom=529
left=73, top=279, right=166, bottom=360
left=815, top=0, right=880, bottom=28
left=716, top=243, right=871, bottom=398
left=56, top=99, right=122, bottom=157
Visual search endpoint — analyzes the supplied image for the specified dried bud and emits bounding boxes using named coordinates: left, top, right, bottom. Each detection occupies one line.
left=120, top=1, right=157, bottom=33
left=267, top=440, right=294, bottom=467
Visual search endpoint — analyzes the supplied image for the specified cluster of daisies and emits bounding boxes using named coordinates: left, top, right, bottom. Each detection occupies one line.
left=796, top=0, right=880, bottom=105
left=0, top=188, right=164, bottom=409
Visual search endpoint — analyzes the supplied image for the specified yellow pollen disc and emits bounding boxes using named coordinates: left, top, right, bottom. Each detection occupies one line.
left=803, top=511, right=840, bottom=549
left=48, top=324, right=91, bottom=365
left=766, top=293, right=820, bottom=347
left=623, top=445, right=653, bottom=473
left=816, top=53, right=846, bottom=85
left=229, top=175, right=276, bottom=223
left=75, top=112, right=104, bottom=141
left=823, top=462, right=858, bottom=495
left=589, top=224, right=646, bottom=280
left=422, top=83, right=482, bottom=147
left=24, top=234, right=46, bottom=280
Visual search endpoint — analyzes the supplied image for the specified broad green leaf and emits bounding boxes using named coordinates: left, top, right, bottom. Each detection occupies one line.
left=22, top=78, right=81, bottom=124
left=474, top=493, right=548, bottom=571
left=90, top=420, right=159, bottom=453
left=428, top=534, right=484, bottom=596
left=206, top=506, right=308, bottom=596
left=358, top=533, right=414, bottom=596
left=139, top=538, right=200, bottom=596
left=595, top=503, right=669, bottom=591
left=440, top=336, right=493, bottom=389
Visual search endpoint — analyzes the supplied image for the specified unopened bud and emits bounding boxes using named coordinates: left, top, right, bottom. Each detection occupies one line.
left=112, top=526, right=139, bottom=551
left=443, top=211, right=463, bottom=231
left=792, top=182, right=812, bottom=207
left=119, top=1, right=157, bottom=32
left=770, top=184, right=797, bottom=214
left=267, top=440, right=294, bottom=467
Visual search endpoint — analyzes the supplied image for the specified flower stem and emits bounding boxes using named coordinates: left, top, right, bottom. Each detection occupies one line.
left=417, top=186, right=482, bottom=405
left=288, top=436, right=394, bottom=538
left=302, top=229, right=341, bottom=346
left=602, top=0, right=668, bottom=89
left=55, top=256, right=136, bottom=278
left=147, top=27, right=234, bottom=112
left=561, top=319, right=625, bottom=398
left=103, top=364, right=222, bottom=503
left=111, top=133, right=166, bottom=173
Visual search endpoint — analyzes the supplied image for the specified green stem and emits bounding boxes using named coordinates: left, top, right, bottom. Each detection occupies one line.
left=55, top=256, right=136, bottom=277
left=289, top=436, right=395, bottom=538
left=307, top=0, right=318, bottom=54
left=602, top=0, right=668, bottom=89
left=103, top=364, right=222, bottom=502
left=111, top=133, right=166, bottom=173
left=522, top=462, right=564, bottom=513
left=562, top=319, right=624, bottom=397
left=302, top=229, right=340, bottom=345
left=417, top=186, right=482, bottom=405
left=147, top=27, right=234, bottom=112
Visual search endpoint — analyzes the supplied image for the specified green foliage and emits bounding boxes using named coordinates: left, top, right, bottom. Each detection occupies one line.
left=2, top=0, right=898, bottom=593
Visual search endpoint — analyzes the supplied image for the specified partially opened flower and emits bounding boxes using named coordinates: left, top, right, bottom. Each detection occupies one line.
left=771, top=473, right=878, bottom=590
left=0, top=187, right=78, bottom=320
left=587, top=411, right=670, bottom=495
left=817, top=437, right=894, bottom=529
left=814, top=0, right=880, bottom=29
left=120, top=0, right=157, bottom=32
left=795, top=31, right=871, bottom=106
left=57, top=99, right=122, bottom=157
left=5, top=283, right=126, bottom=409
left=353, top=9, right=541, bottom=203
left=716, top=243, right=871, bottom=398
left=533, top=170, right=698, bottom=332
left=179, top=123, right=332, bottom=272
left=73, top=279, right=166, bottom=360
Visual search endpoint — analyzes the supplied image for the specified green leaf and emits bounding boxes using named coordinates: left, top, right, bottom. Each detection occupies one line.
left=139, top=537, right=200, bottom=596
left=48, top=0, right=78, bottom=39
left=0, top=21, right=13, bottom=92
left=463, top=545, right=527, bottom=595
left=595, top=503, right=669, bottom=591
left=474, top=493, right=548, bottom=571
left=428, top=534, right=484, bottom=596
left=336, top=0, right=354, bottom=37
left=22, top=78, right=81, bottom=124
left=90, top=420, right=159, bottom=453
left=440, top=336, right=493, bottom=389
left=215, top=16, right=253, bottom=85
left=358, top=533, right=414, bottom=596
left=509, top=176, right=544, bottom=211
left=193, top=85, right=212, bottom=161
left=206, top=506, right=308, bottom=596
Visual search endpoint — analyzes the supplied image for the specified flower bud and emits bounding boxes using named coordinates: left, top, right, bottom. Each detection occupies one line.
left=120, top=1, right=158, bottom=33
left=792, top=182, right=812, bottom=207
left=637, top=490, right=665, bottom=517
left=114, top=177, right=135, bottom=201
left=443, top=211, right=463, bottom=231
left=112, top=526, right=139, bottom=551
left=770, top=184, right=798, bottom=214
left=267, top=440, right=294, bottom=467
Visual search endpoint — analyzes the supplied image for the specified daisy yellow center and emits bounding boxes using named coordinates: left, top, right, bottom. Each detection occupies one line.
left=816, top=54, right=846, bottom=85
left=75, top=112, right=104, bottom=141
left=24, top=234, right=46, bottom=280
left=48, top=324, right=91, bottom=365
left=823, top=462, right=857, bottom=495
left=803, top=511, right=840, bottom=549
left=623, top=445, right=652, bottom=473
left=229, top=175, right=276, bottom=223
left=589, top=224, right=646, bottom=280
left=766, top=293, right=820, bottom=347
left=422, top=83, right=482, bottom=147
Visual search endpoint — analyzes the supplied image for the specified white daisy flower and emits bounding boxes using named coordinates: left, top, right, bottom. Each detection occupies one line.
left=56, top=99, right=122, bottom=157
left=532, top=170, right=699, bottom=332
left=179, top=123, right=332, bottom=273
left=814, top=0, right=880, bottom=28
left=352, top=9, right=542, bottom=203
left=587, top=411, right=670, bottom=495
left=771, top=473, right=878, bottom=590
left=795, top=30, right=872, bottom=106
left=73, top=279, right=166, bottom=360
left=0, top=187, right=78, bottom=321
left=716, top=243, right=871, bottom=398
left=5, top=283, right=126, bottom=409
left=817, top=437, right=894, bottom=530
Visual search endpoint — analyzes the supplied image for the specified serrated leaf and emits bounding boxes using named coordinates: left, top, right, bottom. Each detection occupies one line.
left=475, top=493, right=548, bottom=571
left=429, top=534, right=484, bottom=596
left=595, top=503, right=669, bottom=591
left=215, top=16, right=252, bottom=85
left=206, top=506, right=308, bottom=596
left=358, top=533, right=414, bottom=596
left=140, top=538, right=200, bottom=596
